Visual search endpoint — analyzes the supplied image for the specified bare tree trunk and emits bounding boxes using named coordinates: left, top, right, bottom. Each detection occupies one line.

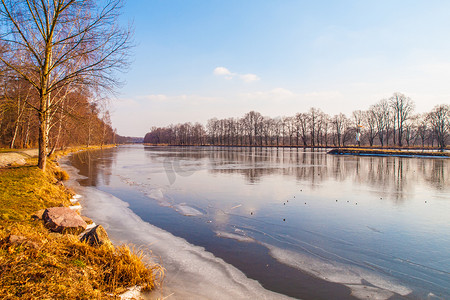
left=22, top=109, right=31, bottom=148
left=10, top=117, right=19, bottom=148
left=48, top=104, right=64, bottom=157
left=10, top=95, right=20, bottom=148
left=37, top=107, right=48, bottom=170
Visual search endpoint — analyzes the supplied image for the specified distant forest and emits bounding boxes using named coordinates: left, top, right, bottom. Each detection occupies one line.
left=144, top=93, right=449, bottom=150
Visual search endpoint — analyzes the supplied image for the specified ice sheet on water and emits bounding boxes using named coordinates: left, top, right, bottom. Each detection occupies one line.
left=215, top=231, right=255, bottom=243
left=60, top=159, right=292, bottom=300
left=346, top=284, right=394, bottom=300
left=144, top=189, right=172, bottom=207
left=115, top=173, right=173, bottom=208
left=145, top=188, right=164, bottom=200
left=264, top=243, right=412, bottom=300
left=173, top=204, right=203, bottom=216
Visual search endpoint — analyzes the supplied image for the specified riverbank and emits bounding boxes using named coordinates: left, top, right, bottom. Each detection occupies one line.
left=0, top=146, right=162, bottom=299
left=0, top=145, right=118, bottom=168
left=328, top=148, right=450, bottom=158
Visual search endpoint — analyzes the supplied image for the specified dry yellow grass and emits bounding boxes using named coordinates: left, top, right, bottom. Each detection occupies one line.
left=0, top=154, right=162, bottom=299
left=0, top=225, right=162, bottom=299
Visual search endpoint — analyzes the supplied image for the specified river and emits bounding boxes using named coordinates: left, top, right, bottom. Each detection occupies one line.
left=61, top=145, right=450, bottom=299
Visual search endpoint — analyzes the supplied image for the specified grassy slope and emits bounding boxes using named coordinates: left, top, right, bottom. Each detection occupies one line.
left=0, top=153, right=162, bottom=299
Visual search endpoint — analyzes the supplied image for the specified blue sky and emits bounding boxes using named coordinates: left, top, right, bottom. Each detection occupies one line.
left=112, top=0, right=450, bottom=136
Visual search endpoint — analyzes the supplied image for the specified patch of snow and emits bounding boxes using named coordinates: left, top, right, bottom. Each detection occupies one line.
left=86, top=222, right=97, bottom=230
left=120, top=286, right=142, bottom=300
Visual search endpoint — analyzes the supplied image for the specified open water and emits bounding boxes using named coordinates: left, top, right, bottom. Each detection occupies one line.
left=63, top=145, right=450, bottom=299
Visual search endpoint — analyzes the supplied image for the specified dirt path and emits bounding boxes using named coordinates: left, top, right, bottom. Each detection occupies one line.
left=0, top=149, right=38, bottom=168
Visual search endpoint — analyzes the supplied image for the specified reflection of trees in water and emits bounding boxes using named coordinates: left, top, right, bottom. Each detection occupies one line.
left=423, top=159, right=448, bottom=190
left=363, top=157, right=406, bottom=202
left=69, top=148, right=116, bottom=186
left=145, top=146, right=449, bottom=201
left=326, top=155, right=447, bottom=201
left=208, top=148, right=328, bottom=185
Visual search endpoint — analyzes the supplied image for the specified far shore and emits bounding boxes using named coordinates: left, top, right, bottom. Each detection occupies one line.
left=328, top=147, right=450, bottom=158
left=142, top=143, right=449, bottom=153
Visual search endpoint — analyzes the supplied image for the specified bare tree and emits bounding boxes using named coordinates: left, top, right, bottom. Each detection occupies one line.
left=404, top=115, right=419, bottom=147
left=261, top=117, right=272, bottom=146
left=2, top=76, right=33, bottom=148
left=295, top=112, right=309, bottom=147
left=273, top=117, right=282, bottom=146
left=207, top=118, right=218, bottom=145
left=370, top=100, right=390, bottom=146
left=309, top=108, right=321, bottom=147
left=352, top=110, right=364, bottom=146
left=316, top=110, right=326, bottom=146
left=332, top=113, right=348, bottom=147
left=0, top=0, right=131, bottom=171
left=416, top=114, right=429, bottom=148
left=242, top=111, right=263, bottom=146
left=364, top=110, right=377, bottom=146
left=428, top=104, right=449, bottom=151
left=321, top=113, right=330, bottom=147
left=389, top=93, right=414, bottom=147
left=101, top=111, right=112, bottom=146
left=281, top=116, right=290, bottom=146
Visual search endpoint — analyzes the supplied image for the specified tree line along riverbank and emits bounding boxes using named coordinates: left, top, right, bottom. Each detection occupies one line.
left=0, top=146, right=162, bottom=299
left=143, top=143, right=449, bottom=158
left=144, top=94, right=449, bottom=151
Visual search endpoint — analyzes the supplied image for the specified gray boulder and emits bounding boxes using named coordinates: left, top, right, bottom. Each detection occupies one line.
left=80, top=225, right=110, bottom=246
left=43, top=207, right=87, bottom=234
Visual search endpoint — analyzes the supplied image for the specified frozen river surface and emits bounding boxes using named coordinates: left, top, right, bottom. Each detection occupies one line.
left=65, top=145, right=450, bottom=299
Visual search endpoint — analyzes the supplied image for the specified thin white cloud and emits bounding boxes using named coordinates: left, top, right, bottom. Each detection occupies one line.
left=213, top=67, right=232, bottom=76
left=213, top=66, right=260, bottom=83
left=239, top=73, right=260, bottom=82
